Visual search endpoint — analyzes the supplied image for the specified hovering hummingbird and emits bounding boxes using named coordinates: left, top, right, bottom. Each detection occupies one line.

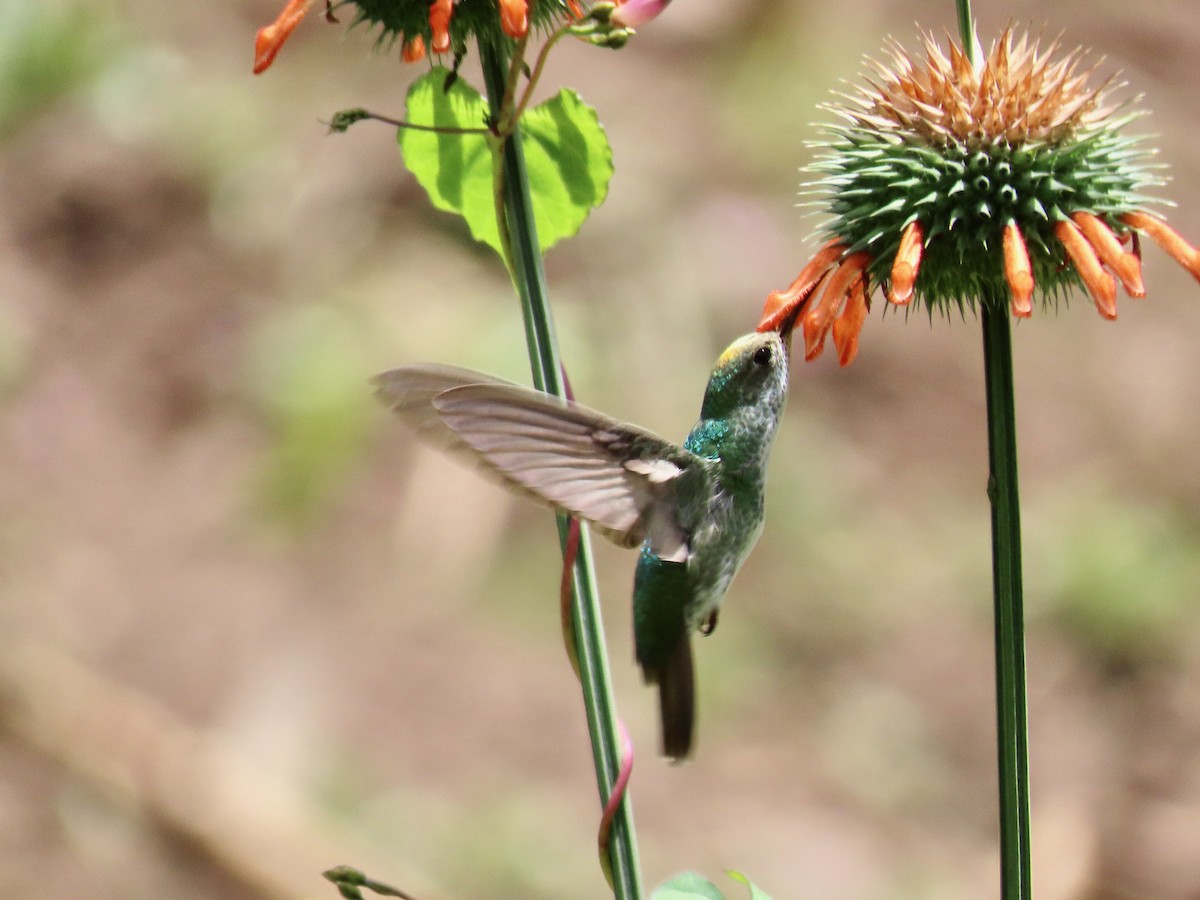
left=373, top=330, right=790, bottom=759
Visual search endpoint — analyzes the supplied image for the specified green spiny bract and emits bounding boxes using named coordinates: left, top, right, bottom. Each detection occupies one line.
left=807, top=120, right=1164, bottom=315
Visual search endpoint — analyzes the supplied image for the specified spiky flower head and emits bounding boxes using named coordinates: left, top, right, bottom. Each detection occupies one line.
left=759, top=26, right=1200, bottom=366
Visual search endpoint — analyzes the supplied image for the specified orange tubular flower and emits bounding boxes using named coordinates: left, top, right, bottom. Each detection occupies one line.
left=833, top=274, right=870, bottom=366
left=1119, top=212, right=1200, bottom=284
left=401, top=35, right=427, bottom=63
left=429, top=0, right=454, bottom=54
left=801, top=252, right=871, bottom=361
left=1003, top=222, right=1034, bottom=318
left=254, top=0, right=315, bottom=74
left=1055, top=219, right=1118, bottom=320
left=758, top=239, right=844, bottom=332
left=1071, top=212, right=1145, bottom=297
left=889, top=220, right=924, bottom=305
left=499, top=0, right=530, bottom=38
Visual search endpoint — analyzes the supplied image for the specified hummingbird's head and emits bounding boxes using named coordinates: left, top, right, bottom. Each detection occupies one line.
left=699, top=331, right=790, bottom=423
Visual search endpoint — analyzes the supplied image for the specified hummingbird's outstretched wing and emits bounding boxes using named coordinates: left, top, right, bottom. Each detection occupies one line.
left=373, top=365, right=713, bottom=562
left=372, top=364, right=514, bottom=448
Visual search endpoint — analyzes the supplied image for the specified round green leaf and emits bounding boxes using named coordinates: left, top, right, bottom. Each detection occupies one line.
left=520, top=87, right=613, bottom=250
left=397, top=68, right=496, bottom=248
left=398, top=68, right=612, bottom=257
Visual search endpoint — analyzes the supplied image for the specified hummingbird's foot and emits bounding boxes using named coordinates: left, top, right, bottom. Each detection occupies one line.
left=700, top=610, right=719, bottom=636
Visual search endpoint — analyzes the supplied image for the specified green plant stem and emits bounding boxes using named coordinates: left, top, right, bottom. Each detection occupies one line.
left=957, top=3, right=1032, bottom=896
left=335, top=109, right=489, bottom=134
left=478, top=38, right=644, bottom=900
left=981, top=302, right=1032, bottom=900
left=512, top=22, right=574, bottom=124
left=955, top=0, right=974, bottom=51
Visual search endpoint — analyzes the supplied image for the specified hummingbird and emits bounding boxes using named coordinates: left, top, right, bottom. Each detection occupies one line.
left=373, top=329, right=790, bottom=759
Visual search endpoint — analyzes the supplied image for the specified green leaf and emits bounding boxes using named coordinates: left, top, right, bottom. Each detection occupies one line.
left=727, top=870, right=774, bottom=900
left=398, top=68, right=612, bottom=257
left=651, top=872, right=726, bottom=900
left=398, top=69, right=496, bottom=247
left=519, top=87, right=613, bottom=249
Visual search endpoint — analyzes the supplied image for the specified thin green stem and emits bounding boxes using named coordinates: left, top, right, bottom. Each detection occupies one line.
left=348, top=112, right=489, bottom=134
left=498, top=33, right=530, bottom=133
left=955, top=0, right=974, bottom=53
left=512, top=22, right=574, bottom=124
left=478, top=38, right=644, bottom=900
left=956, top=3, right=1032, bottom=897
left=981, top=302, right=1032, bottom=900
left=490, top=134, right=516, bottom=281
left=325, top=108, right=489, bottom=136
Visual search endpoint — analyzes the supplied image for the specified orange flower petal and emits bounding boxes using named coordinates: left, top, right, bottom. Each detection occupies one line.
left=1071, top=211, right=1145, bottom=297
left=253, top=0, right=314, bottom=74
left=889, top=220, right=924, bottom=305
left=499, top=0, right=529, bottom=38
left=757, top=239, right=845, bottom=333
left=1055, top=219, right=1118, bottom=319
left=832, top=273, right=869, bottom=366
left=800, top=270, right=836, bottom=361
left=1002, top=221, right=1034, bottom=318
left=429, top=0, right=453, bottom=54
left=803, top=252, right=871, bottom=361
left=1119, top=211, right=1200, bottom=284
left=402, top=35, right=426, bottom=63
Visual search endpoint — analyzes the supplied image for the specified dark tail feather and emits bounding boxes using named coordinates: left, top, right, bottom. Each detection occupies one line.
left=656, top=635, right=695, bottom=761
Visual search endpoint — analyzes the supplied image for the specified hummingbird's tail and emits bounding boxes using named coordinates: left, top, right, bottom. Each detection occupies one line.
left=651, top=635, right=695, bottom=761
left=632, top=552, right=695, bottom=758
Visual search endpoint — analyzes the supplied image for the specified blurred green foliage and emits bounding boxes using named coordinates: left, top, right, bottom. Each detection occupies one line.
left=249, top=301, right=378, bottom=525
left=1031, top=492, right=1200, bottom=664
left=0, top=0, right=119, bottom=140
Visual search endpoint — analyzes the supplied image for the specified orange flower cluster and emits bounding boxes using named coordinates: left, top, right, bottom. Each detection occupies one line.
left=758, top=240, right=870, bottom=366
left=759, top=212, right=1200, bottom=366
left=253, top=0, right=538, bottom=74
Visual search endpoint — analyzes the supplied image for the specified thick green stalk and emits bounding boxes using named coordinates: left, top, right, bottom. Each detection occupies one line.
left=956, top=3, right=1032, bottom=896
left=981, top=302, right=1032, bottom=899
left=478, top=39, right=644, bottom=900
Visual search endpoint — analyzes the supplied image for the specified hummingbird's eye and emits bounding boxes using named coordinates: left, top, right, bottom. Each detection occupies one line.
left=752, top=345, right=773, bottom=368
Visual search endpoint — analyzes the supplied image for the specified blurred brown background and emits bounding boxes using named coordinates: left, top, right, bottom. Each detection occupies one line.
left=2, top=0, right=1199, bottom=897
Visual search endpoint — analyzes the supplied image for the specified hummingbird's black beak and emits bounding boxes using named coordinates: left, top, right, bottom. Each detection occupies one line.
left=776, top=306, right=800, bottom=359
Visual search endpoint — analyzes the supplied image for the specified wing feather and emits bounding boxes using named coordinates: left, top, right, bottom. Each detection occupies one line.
left=373, top=367, right=711, bottom=560
left=372, top=364, right=516, bottom=450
